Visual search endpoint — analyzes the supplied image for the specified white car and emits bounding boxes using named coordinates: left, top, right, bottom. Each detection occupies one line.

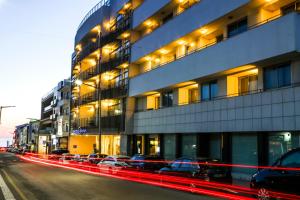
left=97, top=155, right=131, bottom=174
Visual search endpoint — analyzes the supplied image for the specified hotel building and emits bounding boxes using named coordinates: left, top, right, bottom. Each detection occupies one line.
left=72, top=0, right=300, bottom=179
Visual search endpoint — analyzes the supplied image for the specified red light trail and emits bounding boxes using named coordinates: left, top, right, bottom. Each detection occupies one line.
left=17, top=154, right=300, bottom=200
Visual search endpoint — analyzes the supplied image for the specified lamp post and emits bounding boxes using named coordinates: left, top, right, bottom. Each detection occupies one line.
left=0, top=106, right=16, bottom=124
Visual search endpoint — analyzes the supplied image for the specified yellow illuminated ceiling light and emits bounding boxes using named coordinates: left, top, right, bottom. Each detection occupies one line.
left=159, top=49, right=169, bottom=54
left=177, top=40, right=186, bottom=45
left=120, top=63, right=129, bottom=68
left=121, top=32, right=130, bottom=39
left=145, top=56, right=152, bottom=61
left=144, top=20, right=156, bottom=28
left=102, top=72, right=114, bottom=81
left=199, top=28, right=208, bottom=35
left=75, top=44, right=82, bottom=52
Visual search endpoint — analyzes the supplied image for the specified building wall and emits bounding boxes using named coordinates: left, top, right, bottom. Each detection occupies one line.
left=129, top=13, right=300, bottom=96
left=69, top=135, right=99, bottom=155
left=133, top=85, right=300, bottom=134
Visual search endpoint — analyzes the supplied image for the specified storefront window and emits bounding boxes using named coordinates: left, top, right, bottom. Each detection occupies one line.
left=101, top=135, right=120, bottom=155
left=164, top=135, right=176, bottom=160
left=181, top=135, right=197, bottom=158
left=148, top=135, right=160, bottom=155
left=268, top=132, right=292, bottom=165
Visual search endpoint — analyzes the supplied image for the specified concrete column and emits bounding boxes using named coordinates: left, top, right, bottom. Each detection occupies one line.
left=173, top=88, right=179, bottom=105
left=257, top=67, right=264, bottom=91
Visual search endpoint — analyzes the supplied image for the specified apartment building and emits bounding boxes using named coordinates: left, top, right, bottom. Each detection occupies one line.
left=70, top=0, right=133, bottom=155
left=53, top=80, right=71, bottom=150
left=119, top=0, right=300, bottom=179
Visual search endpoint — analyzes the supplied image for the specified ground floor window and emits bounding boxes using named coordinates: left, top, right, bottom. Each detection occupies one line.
left=148, top=135, right=160, bottom=155
left=268, top=132, right=292, bottom=165
left=101, top=135, right=120, bottom=156
left=232, top=133, right=258, bottom=176
left=164, top=134, right=176, bottom=160
left=209, top=134, right=221, bottom=160
left=181, top=135, right=197, bottom=158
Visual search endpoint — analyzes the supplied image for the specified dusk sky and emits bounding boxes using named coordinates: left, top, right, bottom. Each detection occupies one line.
left=0, top=0, right=100, bottom=139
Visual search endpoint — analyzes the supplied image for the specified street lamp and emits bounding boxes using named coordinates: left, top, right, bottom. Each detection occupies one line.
left=0, top=106, right=16, bottom=124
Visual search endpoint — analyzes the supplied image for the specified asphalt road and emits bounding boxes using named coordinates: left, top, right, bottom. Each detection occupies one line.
left=0, top=152, right=219, bottom=200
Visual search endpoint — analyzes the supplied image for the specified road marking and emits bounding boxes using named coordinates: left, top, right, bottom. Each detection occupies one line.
left=1, top=170, right=28, bottom=200
left=0, top=173, right=16, bottom=200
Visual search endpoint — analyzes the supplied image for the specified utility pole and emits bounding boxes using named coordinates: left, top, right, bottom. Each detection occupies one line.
left=0, top=106, right=16, bottom=124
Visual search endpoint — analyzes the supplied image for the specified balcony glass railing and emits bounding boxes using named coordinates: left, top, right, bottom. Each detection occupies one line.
left=136, top=9, right=299, bottom=76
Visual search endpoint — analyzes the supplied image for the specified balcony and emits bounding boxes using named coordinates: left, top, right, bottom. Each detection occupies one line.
left=79, top=65, right=98, bottom=81
left=79, top=91, right=98, bottom=105
left=73, top=117, right=97, bottom=130
left=99, top=47, right=130, bottom=73
left=129, top=12, right=300, bottom=97
left=133, top=84, right=300, bottom=134
left=132, top=0, right=170, bottom=28
left=101, top=114, right=125, bottom=132
left=101, top=14, right=131, bottom=47
left=131, top=0, right=250, bottom=62
left=101, top=83, right=128, bottom=100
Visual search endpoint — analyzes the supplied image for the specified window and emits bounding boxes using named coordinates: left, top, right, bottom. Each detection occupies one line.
left=281, top=151, right=300, bottom=167
left=239, top=75, right=258, bottom=95
left=264, top=64, right=291, bottom=90
left=227, top=17, right=248, bottom=38
left=162, top=91, right=173, bottom=107
left=201, top=81, right=218, bottom=101
left=189, top=88, right=199, bottom=103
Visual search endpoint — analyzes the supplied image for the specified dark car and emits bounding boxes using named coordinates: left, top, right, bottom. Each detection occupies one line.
left=159, top=157, right=231, bottom=181
left=49, top=149, right=69, bottom=160
left=87, top=153, right=108, bottom=164
left=128, top=155, right=166, bottom=171
left=250, top=148, right=300, bottom=199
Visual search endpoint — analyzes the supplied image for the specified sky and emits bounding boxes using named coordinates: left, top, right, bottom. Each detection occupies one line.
left=0, top=0, right=100, bottom=140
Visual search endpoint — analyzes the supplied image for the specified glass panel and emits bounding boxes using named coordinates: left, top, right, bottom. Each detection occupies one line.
left=189, top=88, right=199, bottom=103
left=249, top=75, right=258, bottom=93
left=181, top=135, right=197, bottom=158
left=162, top=91, right=173, bottom=107
left=268, top=132, right=292, bottom=165
left=201, top=84, right=210, bottom=101
left=232, top=133, right=258, bottom=175
left=149, top=135, right=160, bottom=155
left=210, top=82, right=218, bottom=99
left=228, top=18, right=248, bottom=38
left=239, top=77, right=249, bottom=95
left=164, top=134, right=176, bottom=160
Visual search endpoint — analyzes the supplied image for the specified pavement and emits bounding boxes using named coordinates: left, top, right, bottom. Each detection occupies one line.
left=0, top=152, right=219, bottom=200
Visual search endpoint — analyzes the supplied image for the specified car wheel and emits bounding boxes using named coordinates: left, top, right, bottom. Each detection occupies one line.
left=257, top=188, right=271, bottom=200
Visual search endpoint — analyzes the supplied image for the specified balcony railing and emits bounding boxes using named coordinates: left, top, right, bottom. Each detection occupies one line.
left=135, top=8, right=300, bottom=77
left=79, top=65, right=98, bottom=81
left=99, top=47, right=130, bottom=73
left=73, top=117, right=97, bottom=129
left=101, top=114, right=124, bottom=132
left=80, top=91, right=98, bottom=105
left=101, top=83, right=128, bottom=100
left=136, top=82, right=300, bottom=113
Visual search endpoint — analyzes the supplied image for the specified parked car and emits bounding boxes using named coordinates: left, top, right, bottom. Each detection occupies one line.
left=159, top=157, right=231, bottom=181
left=72, top=154, right=88, bottom=163
left=97, top=155, right=131, bottom=174
left=59, top=153, right=74, bottom=164
left=49, top=149, right=69, bottom=160
left=86, top=153, right=108, bottom=164
left=250, top=148, right=300, bottom=199
left=128, top=154, right=166, bottom=171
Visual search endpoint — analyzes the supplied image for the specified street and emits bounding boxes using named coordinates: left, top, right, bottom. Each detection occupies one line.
left=0, top=152, right=218, bottom=200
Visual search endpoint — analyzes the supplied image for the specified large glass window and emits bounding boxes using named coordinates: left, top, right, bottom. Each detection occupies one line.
left=164, top=135, right=176, bottom=160
left=181, top=135, right=197, bottom=158
left=269, top=132, right=292, bottom=165
left=148, top=135, right=160, bottom=156
left=239, top=75, right=258, bottom=95
left=228, top=17, right=248, bottom=38
left=264, top=64, right=291, bottom=90
left=201, top=81, right=218, bottom=101
left=162, top=91, right=173, bottom=107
